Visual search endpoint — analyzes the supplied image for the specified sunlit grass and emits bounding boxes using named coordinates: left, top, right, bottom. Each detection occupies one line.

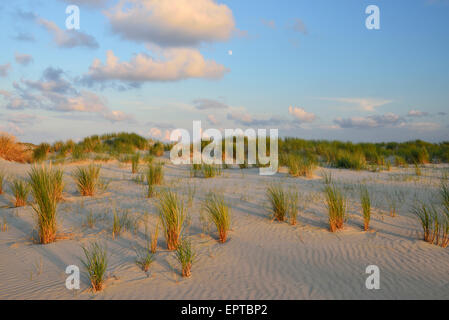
left=203, top=192, right=231, bottom=243
left=175, top=238, right=195, bottom=278
left=324, top=183, right=347, bottom=232
left=157, top=189, right=186, bottom=250
left=11, top=178, right=30, bottom=207
left=81, top=242, right=108, bottom=292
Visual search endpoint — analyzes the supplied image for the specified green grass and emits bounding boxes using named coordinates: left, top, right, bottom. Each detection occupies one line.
left=287, top=154, right=316, bottom=178
left=73, top=164, right=102, bottom=196
left=175, top=238, right=195, bottom=278
left=131, top=152, right=140, bottom=174
left=81, top=242, right=108, bottom=292
left=28, top=166, right=60, bottom=244
left=32, top=143, right=51, bottom=163
left=135, top=246, right=155, bottom=273
left=202, top=164, right=222, bottom=178
left=266, top=183, right=288, bottom=222
left=360, top=185, right=371, bottom=231
left=203, top=193, right=231, bottom=243
left=145, top=163, right=163, bottom=197
left=0, top=170, right=5, bottom=195
left=287, top=190, right=299, bottom=226
left=324, top=183, right=347, bottom=232
left=157, top=189, right=186, bottom=250
left=112, top=209, right=133, bottom=239
left=11, top=178, right=30, bottom=207
left=412, top=202, right=448, bottom=247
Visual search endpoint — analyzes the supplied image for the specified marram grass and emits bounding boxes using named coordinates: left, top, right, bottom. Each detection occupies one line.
left=203, top=193, right=231, bottom=243
left=157, top=189, right=186, bottom=250
left=28, top=166, right=61, bottom=244
left=11, top=178, right=30, bottom=207
left=324, top=183, right=347, bottom=232
left=266, top=183, right=288, bottom=222
left=175, top=238, right=195, bottom=278
left=81, top=242, right=108, bottom=292
left=73, top=164, right=101, bottom=196
left=360, top=185, right=371, bottom=231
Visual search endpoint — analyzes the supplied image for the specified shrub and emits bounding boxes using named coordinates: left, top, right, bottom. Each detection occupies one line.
left=0, top=133, right=31, bottom=163
left=266, top=183, right=288, bottom=222
left=28, top=166, right=60, bottom=244
left=175, top=238, right=195, bottom=278
left=203, top=193, right=231, bottom=243
left=73, top=164, right=101, bottom=196
left=324, top=183, right=347, bottom=232
left=157, top=189, right=186, bottom=250
left=11, top=179, right=30, bottom=207
left=360, top=185, right=371, bottom=231
left=81, top=242, right=108, bottom=292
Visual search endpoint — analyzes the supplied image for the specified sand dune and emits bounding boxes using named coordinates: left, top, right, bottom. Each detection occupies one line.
left=1, top=158, right=448, bottom=299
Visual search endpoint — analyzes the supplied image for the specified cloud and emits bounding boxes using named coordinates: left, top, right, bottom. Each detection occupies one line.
left=291, top=18, right=307, bottom=35
left=193, top=98, right=228, bottom=110
left=405, top=121, right=441, bottom=132
left=227, top=110, right=284, bottom=127
left=334, top=113, right=405, bottom=129
left=261, top=19, right=276, bottom=29
left=105, top=0, right=235, bottom=47
left=12, top=32, right=35, bottom=42
left=320, top=97, right=392, bottom=112
left=58, top=0, right=110, bottom=7
left=207, top=114, right=218, bottom=125
left=37, top=18, right=99, bottom=49
left=82, top=49, right=228, bottom=84
left=0, top=63, right=11, bottom=77
left=15, top=52, right=33, bottom=66
left=288, top=106, right=316, bottom=123
left=407, top=110, right=429, bottom=117
left=0, top=67, right=133, bottom=122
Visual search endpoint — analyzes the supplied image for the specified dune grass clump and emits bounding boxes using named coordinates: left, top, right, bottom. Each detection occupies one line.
left=287, top=155, right=316, bottom=178
left=135, top=246, right=155, bottom=273
left=203, top=193, right=231, bottom=243
left=414, top=163, right=422, bottom=176
left=360, top=185, right=371, bottom=231
left=175, top=238, right=195, bottom=278
left=287, top=190, right=299, bottom=225
left=28, top=166, right=61, bottom=244
left=266, top=183, right=288, bottom=222
left=412, top=202, right=449, bottom=248
left=158, top=189, right=186, bottom=250
left=202, top=164, right=222, bottom=178
left=81, top=242, right=108, bottom=292
left=324, top=183, right=347, bottom=232
left=73, top=164, right=101, bottom=196
left=32, top=143, right=51, bottom=163
left=145, top=163, right=163, bottom=198
left=11, top=178, right=30, bottom=207
left=0, top=133, right=31, bottom=163
left=131, top=152, right=140, bottom=174
left=112, top=209, right=133, bottom=239
left=0, top=170, right=5, bottom=195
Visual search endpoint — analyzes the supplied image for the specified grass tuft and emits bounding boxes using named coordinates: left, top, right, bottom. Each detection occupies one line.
left=135, top=246, right=155, bottom=273
left=81, top=242, right=108, bottom=292
left=145, top=163, right=163, bottom=198
left=203, top=193, right=231, bottom=243
left=28, top=166, right=60, bottom=244
left=360, top=185, right=371, bottom=231
left=266, top=183, right=288, bottom=222
left=0, top=170, right=6, bottom=195
left=324, top=183, right=347, bottom=232
left=175, top=238, right=195, bottom=278
left=11, top=178, right=30, bottom=207
left=73, top=164, right=102, bottom=196
left=157, top=189, right=186, bottom=250
left=131, top=152, right=140, bottom=174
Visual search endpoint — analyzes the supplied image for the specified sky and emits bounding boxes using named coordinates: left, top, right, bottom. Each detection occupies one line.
left=0, top=0, right=448, bottom=144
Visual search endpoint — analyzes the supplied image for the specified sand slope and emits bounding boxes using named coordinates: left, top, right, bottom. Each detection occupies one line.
left=1, top=158, right=448, bottom=299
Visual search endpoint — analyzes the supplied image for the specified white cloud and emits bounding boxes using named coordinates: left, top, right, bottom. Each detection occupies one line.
left=288, top=106, right=316, bottom=123
left=407, top=110, right=429, bottom=117
left=83, top=49, right=228, bottom=84
left=37, top=18, right=99, bottom=48
left=334, top=113, right=405, bottom=128
left=320, top=97, right=392, bottom=112
left=106, top=0, right=235, bottom=47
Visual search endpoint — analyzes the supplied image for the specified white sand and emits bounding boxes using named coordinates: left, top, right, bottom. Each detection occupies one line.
left=1, top=157, right=448, bottom=300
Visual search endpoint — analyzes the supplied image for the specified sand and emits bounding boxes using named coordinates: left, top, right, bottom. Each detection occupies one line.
left=1, top=157, right=448, bottom=300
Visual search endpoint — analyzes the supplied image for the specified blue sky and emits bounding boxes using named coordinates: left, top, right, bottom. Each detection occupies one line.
left=0, top=0, right=448, bottom=144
